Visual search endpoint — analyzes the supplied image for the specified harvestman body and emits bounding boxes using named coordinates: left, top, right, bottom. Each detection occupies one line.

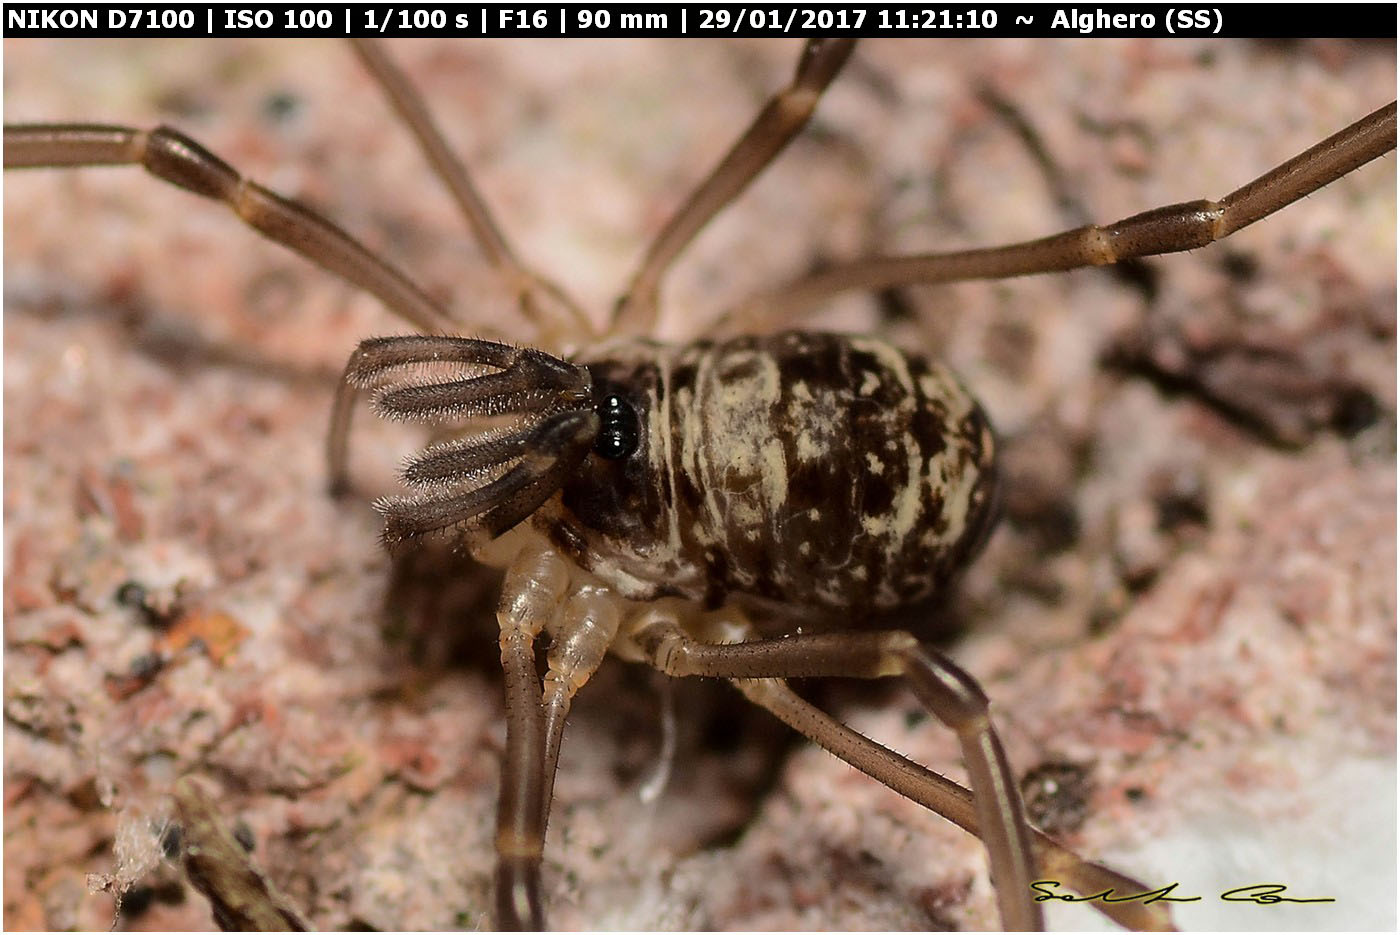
left=6, top=39, right=1395, bottom=931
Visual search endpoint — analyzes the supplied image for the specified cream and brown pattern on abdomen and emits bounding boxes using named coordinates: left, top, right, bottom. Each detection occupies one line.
left=551, top=332, right=997, bottom=615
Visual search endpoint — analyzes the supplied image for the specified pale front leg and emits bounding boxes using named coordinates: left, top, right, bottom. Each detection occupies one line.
left=493, top=554, right=627, bottom=930
left=493, top=546, right=571, bottom=930
left=538, top=584, right=623, bottom=834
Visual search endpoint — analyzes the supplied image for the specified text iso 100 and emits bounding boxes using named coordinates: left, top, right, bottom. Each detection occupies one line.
left=225, top=8, right=336, bottom=30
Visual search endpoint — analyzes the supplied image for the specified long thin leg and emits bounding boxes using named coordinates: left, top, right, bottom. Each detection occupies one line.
left=611, top=39, right=857, bottom=334
left=349, top=40, right=594, bottom=345
left=733, top=679, right=1175, bottom=932
left=496, top=614, right=545, bottom=931
left=634, top=619, right=1043, bottom=930
left=729, top=100, right=1397, bottom=325
left=492, top=547, right=573, bottom=931
left=4, top=124, right=459, bottom=336
left=3, top=122, right=514, bottom=500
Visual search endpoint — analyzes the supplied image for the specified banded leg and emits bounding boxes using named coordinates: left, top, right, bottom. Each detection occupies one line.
left=730, top=99, right=1397, bottom=325
left=633, top=619, right=1039, bottom=929
left=733, top=679, right=1175, bottom=932
left=612, top=39, right=857, bottom=333
left=632, top=616, right=1173, bottom=931
left=492, top=547, right=572, bottom=930
left=4, top=123, right=459, bottom=336
left=4, top=123, right=471, bottom=500
left=493, top=556, right=624, bottom=930
left=350, top=39, right=593, bottom=347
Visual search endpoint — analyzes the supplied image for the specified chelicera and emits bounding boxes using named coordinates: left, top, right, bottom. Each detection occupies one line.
left=5, top=39, right=1394, bottom=930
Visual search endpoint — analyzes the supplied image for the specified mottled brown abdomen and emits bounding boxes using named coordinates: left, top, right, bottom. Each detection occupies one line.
left=544, top=332, right=999, bottom=615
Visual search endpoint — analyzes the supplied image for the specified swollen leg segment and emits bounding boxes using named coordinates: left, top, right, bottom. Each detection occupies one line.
left=538, top=584, right=622, bottom=823
left=492, top=553, right=624, bottom=929
left=492, top=547, right=571, bottom=930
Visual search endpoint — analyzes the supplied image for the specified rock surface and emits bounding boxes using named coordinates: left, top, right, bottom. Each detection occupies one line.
left=5, top=39, right=1394, bottom=931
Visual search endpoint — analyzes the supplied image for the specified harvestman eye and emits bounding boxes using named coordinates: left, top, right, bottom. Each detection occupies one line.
left=593, top=392, right=640, bottom=460
left=3, top=38, right=1393, bottom=932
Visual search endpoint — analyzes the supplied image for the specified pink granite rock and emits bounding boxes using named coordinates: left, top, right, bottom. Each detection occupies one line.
left=5, top=39, right=1393, bottom=931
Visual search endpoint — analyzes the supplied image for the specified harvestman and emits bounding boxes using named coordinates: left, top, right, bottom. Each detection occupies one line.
left=5, top=39, right=1395, bottom=930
